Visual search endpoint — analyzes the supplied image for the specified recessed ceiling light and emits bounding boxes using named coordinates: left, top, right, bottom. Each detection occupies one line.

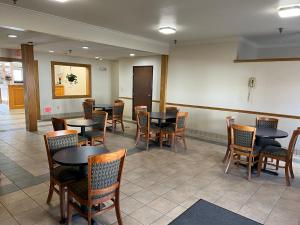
left=278, top=5, right=300, bottom=18
left=82, top=46, right=89, bottom=49
left=49, top=50, right=54, bottom=53
left=95, top=56, right=100, bottom=59
left=54, top=0, right=69, bottom=3
left=7, top=34, right=18, bottom=38
left=1, top=26, right=25, bottom=31
left=158, top=26, right=177, bottom=35
left=100, top=58, right=103, bottom=61
left=130, top=53, right=135, bottom=57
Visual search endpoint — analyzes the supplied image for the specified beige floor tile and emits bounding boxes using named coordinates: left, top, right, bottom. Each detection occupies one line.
left=121, top=183, right=143, bottom=196
left=165, top=205, right=186, bottom=219
left=130, top=205, right=163, bottom=225
left=120, top=197, right=144, bottom=215
left=0, top=217, right=19, bottom=225
left=0, top=191, right=28, bottom=205
left=146, top=183, right=174, bottom=196
left=5, top=197, right=39, bottom=216
left=147, top=197, right=178, bottom=214
left=150, top=216, right=173, bottom=225
left=131, top=190, right=159, bottom=204
left=22, top=183, right=50, bottom=197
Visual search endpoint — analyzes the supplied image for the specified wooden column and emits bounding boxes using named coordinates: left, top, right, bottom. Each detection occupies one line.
left=21, top=44, right=38, bottom=132
left=159, top=55, right=169, bottom=112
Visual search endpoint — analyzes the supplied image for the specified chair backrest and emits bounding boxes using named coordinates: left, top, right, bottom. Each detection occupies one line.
left=92, top=111, right=108, bottom=133
left=134, top=106, right=147, bottom=120
left=85, top=98, right=95, bottom=105
left=137, top=111, right=150, bottom=134
left=175, top=112, right=188, bottom=133
left=112, top=102, right=124, bottom=120
left=256, top=117, right=278, bottom=129
left=231, top=124, right=256, bottom=153
left=51, top=117, right=67, bottom=131
left=287, top=128, right=300, bottom=161
left=88, top=149, right=127, bottom=202
left=166, top=107, right=179, bottom=123
left=44, top=130, right=78, bottom=171
left=226, top=116, right=235, bottom=146
left=114, top=99, right=124, bottom=104
left=83, top=101, right=94, bottom=119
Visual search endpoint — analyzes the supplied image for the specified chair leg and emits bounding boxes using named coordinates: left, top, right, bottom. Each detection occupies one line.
left=225, top=150, right=234, bottom=174
left=115, top=191, right=123, bottom=225
left=171, top=134, right=175, bottom=151
left=223, top=146, right=230, bottom=163
left=47, top=180, right=54, bottom=204
left=59, top=185, right=66, bottom=222
left=183, top=136, right=187, bottom=150
left=135, top=132, right=140, bottom=146
left=289, top=162, right=295, bottom=179
left=159, top=132, right=163, bottom=148
left=257, top=154, right=264, bottom=177
left=67, top=194, right=72, bottom=225
left=87, top=207, right=92, bottom=225
left=276, top=159, right=279, bottom=170
left=248, top=156, right=252, bottom=181
left=285, top=164, right=291, bottom=186
left=263, top=157, right=267, bottom=170
left=121, top=121, right=125, bottom=132
left=146, top=138, right=149, bottom=150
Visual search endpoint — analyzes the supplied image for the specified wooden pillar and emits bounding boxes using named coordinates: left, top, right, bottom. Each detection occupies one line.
left=159, top=55, right=169, bottom=112
left=21, top=44, right=38, bottom=132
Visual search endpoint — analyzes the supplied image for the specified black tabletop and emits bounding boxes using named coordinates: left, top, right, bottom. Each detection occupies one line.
left=66, top=119, right=98, bottom=128
left=150, top=112, right=177, bottom=120
left=53, top=146, right=109, bottom=166
left=93, top=104, right=112, bottom=109
left=256, top=127, right=288, bottom=139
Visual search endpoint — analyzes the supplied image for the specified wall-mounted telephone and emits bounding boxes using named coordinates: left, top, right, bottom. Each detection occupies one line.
left=248, top=77, right=256, bottom=88
left=248, top=77, right=256, bottom=102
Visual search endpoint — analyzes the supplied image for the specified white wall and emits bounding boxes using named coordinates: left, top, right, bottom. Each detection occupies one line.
left=168, top=41, right=300, bottom=147
left=118, top=56, right=161, bottom=119
left=35, top=52, right=112, bottom=116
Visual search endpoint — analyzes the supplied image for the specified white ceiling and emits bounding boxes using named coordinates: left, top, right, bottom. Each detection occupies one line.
left=0, top=27, right=154, bottom=59
left=0, top=0, right=300, bottom=43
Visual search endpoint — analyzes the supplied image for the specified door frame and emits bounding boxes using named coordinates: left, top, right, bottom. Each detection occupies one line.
left=132, top=65, right=153, bottom=120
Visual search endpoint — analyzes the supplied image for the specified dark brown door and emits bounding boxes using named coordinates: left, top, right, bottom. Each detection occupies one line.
left=132, top=66, right=153, bottom=120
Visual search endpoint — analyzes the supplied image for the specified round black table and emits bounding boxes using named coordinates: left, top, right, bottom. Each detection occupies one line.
left=255, top=127, right=288, bottom=139
left=66, top=119, right=99, bottom=136
left=150, top=112, right=177, bottom=127
left=93, top=104, right=112, bottom=111
left=53, top=146, right=108, bottom=166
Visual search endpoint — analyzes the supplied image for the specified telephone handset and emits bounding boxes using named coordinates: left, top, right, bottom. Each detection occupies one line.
left=248, top=77, right=256, bottom=102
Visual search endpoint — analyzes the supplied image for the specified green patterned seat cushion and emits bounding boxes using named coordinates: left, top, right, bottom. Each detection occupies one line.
left=68, top=178, right=114, bottom=200
left=236, top=145, right=261, bottom=155
left=78, top=135, right=88, bottom=143
left=83, top=131, right=104, bottom=139
left=52, top=166, right=79, bottom=182
left=256, top=137, right=281, bottom=148
left=261, top=145, right=288, bottom=157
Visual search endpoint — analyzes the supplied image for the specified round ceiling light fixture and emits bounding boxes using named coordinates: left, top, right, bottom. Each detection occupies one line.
left=129, top=53, right=135, bottom=57
left=82, top=46, right=89, bottom=49
left=7, top=34, right=18, bottom=38
left=49, top=50, right=55, bottom=53
left=158, top=26, right=177, bottom=35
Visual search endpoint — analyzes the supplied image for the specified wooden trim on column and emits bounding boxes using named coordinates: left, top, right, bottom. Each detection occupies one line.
left=234, top=57, right=300, bottom=63
left=34, top=60, right=41, bottom=120
left=21, top=44, right=38, bottom=131
left=159, top=55, right=168, bottom=112
left=0, top=57, right=22, bottom=62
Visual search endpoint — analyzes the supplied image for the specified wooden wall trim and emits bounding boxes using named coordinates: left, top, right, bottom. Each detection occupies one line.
left=118, top=96, right=300, bottom=120
left=0, top=57, right=22, bottom=62
left=234, top=58, right=300, bottom=63
left=159, top=55, right=168, bottom=112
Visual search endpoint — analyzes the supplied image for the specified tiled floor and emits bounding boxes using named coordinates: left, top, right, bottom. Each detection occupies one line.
left=1, top=106, right=300, bottom=225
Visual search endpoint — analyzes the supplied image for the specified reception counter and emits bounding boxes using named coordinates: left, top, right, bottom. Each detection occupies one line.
left=0, top=84, right=24, bottom=109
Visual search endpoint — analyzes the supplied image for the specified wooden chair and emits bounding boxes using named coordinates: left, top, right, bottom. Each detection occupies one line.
left=114, top=99, right=124, bottom=104
left=159, top=112, right=188, bottom=152
left=67, top=149, right=127, bottom=225
left=256, top=116, right=281, bottom=169
left=107, top=102, right=125, bottom=132
left=258, top=128, right=300, bottom=186
left=165, top=106, right=179, bottom=124
left=223, top=116, right=235, bottom=163
left=136, top=111, right=159, bottom=150
left=83, top=111, right=108, bottom=146
left=51, top=117, right=88, bottom=146
left=225, top=124, right=259, bottom=180
left=134, top=106, right=147, bottom=137
left=85, top=98, right=95, bottom=105
left=82, top=101, right=94, bottom=119
left=44, top=130, right=80, bottom=223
